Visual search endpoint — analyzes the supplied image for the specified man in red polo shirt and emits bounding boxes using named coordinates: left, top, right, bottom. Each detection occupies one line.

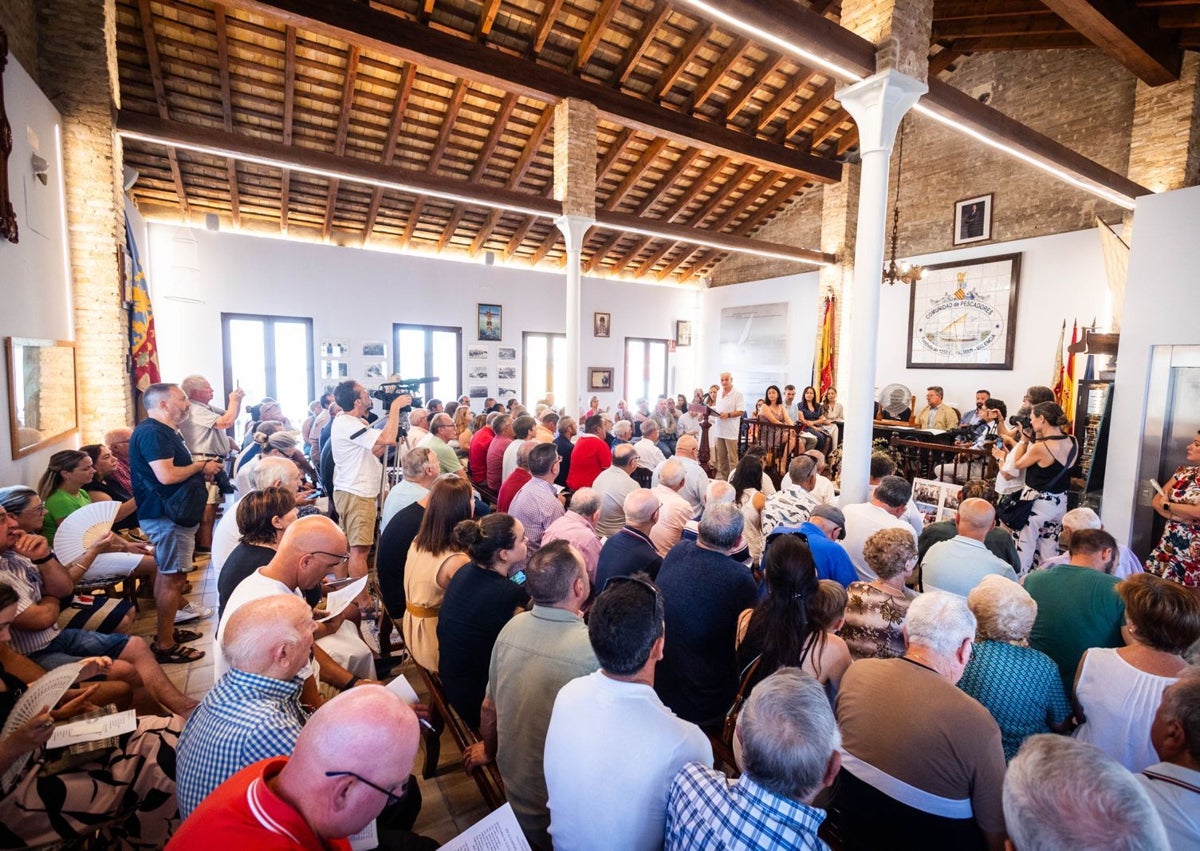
left=468, top=411, right=498, bottom=486
left=566, top=414, right=612, bottom=491
left=168, top=687, right=419, bottom=849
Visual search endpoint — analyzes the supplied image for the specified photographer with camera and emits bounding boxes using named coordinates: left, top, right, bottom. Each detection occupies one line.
left=992, top=401, right=1079, bottom=575
left=180, top=374, right=244, bottom=551
left=330, top=380, right=411, bottom=601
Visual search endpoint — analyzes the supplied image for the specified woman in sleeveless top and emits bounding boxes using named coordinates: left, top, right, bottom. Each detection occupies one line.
left=1002, top=401, right=1078, bottom=574
left=402, top=476, right=474, bottom=672
left=731, top=455, right=767, bottom=566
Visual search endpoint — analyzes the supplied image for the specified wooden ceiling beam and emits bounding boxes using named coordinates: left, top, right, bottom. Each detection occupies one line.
left=444, top=93, right=518, bottom=249
left=281, top=24, right=296, bottom=233
left=686, top=36, right=751, bottom=113
left=934, top=0, right=1052, bottom=20
left=707, top=170, right=781, bottom=232
left=810, top=106, right=848, bottom=147
left=933, top=14, right=1083, bottom=39
left=135, top=0, right=190, bottom=213
left=1039, top=0, right=1181, bottom=84
left=504, top=216, right=539, bottom=257
left=609, top=235, right=657, bottom=274
left=776, top=79, right=835, bottom=142
left=475, top=0, right=503, bottom=41
left=219, top=0, right=842, bottom=182
left=650, top=22, right=715, bottom=101
left=324, top=44, right=360, bottom=240
left=530, top=229, right=560, bottom=265
left=613, top=0, right=671, bottom=88
left=940, top=33, right=1094, bottom=50
left=530, top=0, right=566, bottom=56
left=596, top=128, right=638, bottom=181
left=688, top=0, right=1150, bottom=203
left=928, top=48, right=962, bottom=77
left=214, top=5, right=241, bottom=227
left=364, top=63, right=416, bottom=240
left=722, top=52, right=784, bottom=122
left=471, top=108, right=555, bottom=254
left=601, top=137, right=669, bottom=212
left=655, top=244, right=703, bottom=281
left=679, top=249, right=721, bottom=283
left=403, top=79, right=468, bottom=246
left=583, top=232, right=623, bottom=272
left=755, top=70, right=819, bottom=134
left=1156, top=7, right=1200, bottom=27
left=632, top=148, right=703, bottom=216
left=572, top=0, right=623, bottom=74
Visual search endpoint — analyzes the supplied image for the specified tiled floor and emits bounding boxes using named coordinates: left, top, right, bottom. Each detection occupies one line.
left=128, top=547, right=491, bottom=843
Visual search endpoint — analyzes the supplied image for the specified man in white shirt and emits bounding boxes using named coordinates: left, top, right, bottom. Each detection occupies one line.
left=545, top=575, right=711, bottom=851
left=709, top=372, right=744, bottom=480
left=1138, top=671, right=1200, bottom=849
left=653, top=434, right=708, bottom=519
left=633, top=421, right=667, bottom=471
left=650, top=460, right=695, bottom=556
left=330, top=380, right=409, bottom=592
left=920, top=498, right=1018, bottom=596
left=1037, top=507, right=1145, bottom=579
left=762, top=455, right=820, bottom=535
left=405, top=408, right=430, bottom=450
left=841, top=475, right=919, bottom=581
left=380, top=446, right=439, bottom=531
left=804, top=450, right=838, bottom=505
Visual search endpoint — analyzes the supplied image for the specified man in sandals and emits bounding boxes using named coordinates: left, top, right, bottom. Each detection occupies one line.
left=130, top=382, right=218, bottom=664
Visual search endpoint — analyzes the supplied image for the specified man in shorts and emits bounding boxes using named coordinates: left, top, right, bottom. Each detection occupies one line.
left=330, top=380, right=410, bottom=598
left=178, top=374, right=244, bottom=551
left=130, top=383, right=222, bottom=663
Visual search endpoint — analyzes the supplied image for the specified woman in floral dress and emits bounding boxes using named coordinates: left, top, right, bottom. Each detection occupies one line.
left=1146, top=430, right=1200, bottom=593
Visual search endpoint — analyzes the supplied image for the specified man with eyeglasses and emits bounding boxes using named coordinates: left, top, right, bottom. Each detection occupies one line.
left=545, top=574, right=711, bottom=851
left=509, top=443, right=566, bottom=554
left=104, top=427, right=134, bottom=493
left=216, top=516, right=377, bottom=703
left=169, top=685, right=420, bottom=849
left=419, top=413, right=468, bottom=478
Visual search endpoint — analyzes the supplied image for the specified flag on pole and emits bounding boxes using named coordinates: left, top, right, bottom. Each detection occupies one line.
left=1062, top=320, right=1078, bottom=426
left=125, top=220, right=161, bottom=393
left=817, top=295, right=835, bottom=395
left=1051, top=320, right=1065, bottom=405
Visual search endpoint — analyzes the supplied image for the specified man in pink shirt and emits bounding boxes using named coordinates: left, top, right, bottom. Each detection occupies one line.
left=542, top=488, right=602, bottom=586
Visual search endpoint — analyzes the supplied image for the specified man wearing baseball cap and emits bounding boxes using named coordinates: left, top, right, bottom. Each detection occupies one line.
left=762, top=503, right=858, bottom=587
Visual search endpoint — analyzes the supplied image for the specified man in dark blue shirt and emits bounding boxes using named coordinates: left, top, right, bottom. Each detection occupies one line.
left=595, top=489, right=663, bottom=589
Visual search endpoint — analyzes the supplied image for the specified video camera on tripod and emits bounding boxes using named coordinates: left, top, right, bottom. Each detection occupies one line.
left=372, top=377, right=439, bottom=412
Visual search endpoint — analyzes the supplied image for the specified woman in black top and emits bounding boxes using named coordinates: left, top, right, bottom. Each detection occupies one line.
left=81, top=443, right=140, bottom=532
left=217, top=486, right=299, bottom=617
left=1002, top=401, right=1079, bottom=574
left=436, top=514, right=530, bottom=730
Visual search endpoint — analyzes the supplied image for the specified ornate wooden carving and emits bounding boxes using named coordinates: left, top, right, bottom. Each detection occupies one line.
left=0, top=24, right=19, bottom=243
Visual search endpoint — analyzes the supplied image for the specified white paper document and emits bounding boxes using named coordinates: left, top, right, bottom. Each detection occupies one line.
left=0, top=662, right=83, bottom=790
left=46, top=708, right=137, bottom=749
left=317, top=576, right=368, bottom=622
left=80, top=552, right=144, bottom=582
left=385, top=674, right=421, bottom=706
left=348, top=818, right=378, bottom=851
left=439, top=803, right=531, bottom=851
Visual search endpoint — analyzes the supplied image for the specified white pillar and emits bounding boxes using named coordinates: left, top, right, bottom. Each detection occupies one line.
left=836, top=70, right=926, bottom=504
left=556, top=214, right=594, bottom=417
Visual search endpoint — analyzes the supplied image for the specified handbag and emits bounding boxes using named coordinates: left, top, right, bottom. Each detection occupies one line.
left=163, top=476, right=207, bottom=527
left=995, top=438, right=1079, bottom=532
left=722, top=655, right=762, bottom=747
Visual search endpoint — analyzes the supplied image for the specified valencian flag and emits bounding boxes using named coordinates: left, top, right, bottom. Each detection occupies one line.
left=125, top=219, right=161, bottom=393
left=816, top=295, right=836, bottom=396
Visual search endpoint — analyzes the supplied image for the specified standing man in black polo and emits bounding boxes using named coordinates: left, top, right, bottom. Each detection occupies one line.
left=131, top=382, right=222, bottom=663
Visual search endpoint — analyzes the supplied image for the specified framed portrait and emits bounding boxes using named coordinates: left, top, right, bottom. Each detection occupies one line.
left=588, top=367, right=614, bottom=391
left=953, top=194, right=993, bottom=245
left=675, top=320, right=692, bottom=347
left=478, top=303, right=502, bottom=341
left=906, top=252, right=1021, bottom=370
left=594, top=312, right=611, bottom=338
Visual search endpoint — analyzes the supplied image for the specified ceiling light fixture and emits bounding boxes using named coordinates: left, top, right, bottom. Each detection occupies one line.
left=882, top=119, right=921, bottom=287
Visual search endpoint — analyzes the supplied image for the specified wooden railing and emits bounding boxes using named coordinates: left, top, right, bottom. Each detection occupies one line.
left=698, top=414, right=815, bottom=487
left=887, top=434, right=999, bottom=483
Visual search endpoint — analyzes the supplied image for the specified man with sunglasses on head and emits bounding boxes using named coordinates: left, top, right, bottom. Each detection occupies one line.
left=169, top=686, right=420, bottom=849
left=544, top=574, right=711, bottom=851
left=215, top=516, right=378, bottom=704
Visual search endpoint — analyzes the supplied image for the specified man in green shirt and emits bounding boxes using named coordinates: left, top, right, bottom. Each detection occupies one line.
left=1025, top=528, right=1125, bottom=691
left=421, top=413, right=466, bottom=479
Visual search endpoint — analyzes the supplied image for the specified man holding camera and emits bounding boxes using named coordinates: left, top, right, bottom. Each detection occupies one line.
left=179, top=374, right=243, bottom=551
left=330, top=380, right=410, bottom=594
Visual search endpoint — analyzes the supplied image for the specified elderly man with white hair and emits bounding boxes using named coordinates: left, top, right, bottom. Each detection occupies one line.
left=1037, top=506, right=1144, bottom=578
left=634, top=420, right=667, bottom=471
left=596, top=490, right=663, bottom=588
left=653, top=434, right=709, bottom=519
left=1004, top=735, right=1169, bottom=850
left=381, top=446, right=439, bottom=530
left=650, top=459, right=697, bottom=556
left=665, top=669, right=841, bottom=850
left=211, top=456, right=303, bottom=578
left=177, top=594, right=315, bottom=817
left=541, top=488, right=603, bottom=586
left=1139, top=668, right=1200, bottom=847
left=827, top=590, right=1007, bottom=850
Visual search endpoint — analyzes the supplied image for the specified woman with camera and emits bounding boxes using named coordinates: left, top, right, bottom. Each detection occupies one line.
left=995, top=401, right=1078, bottom=575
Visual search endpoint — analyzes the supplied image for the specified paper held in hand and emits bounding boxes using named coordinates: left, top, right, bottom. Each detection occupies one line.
left=317, top=576, right=368, bottom=622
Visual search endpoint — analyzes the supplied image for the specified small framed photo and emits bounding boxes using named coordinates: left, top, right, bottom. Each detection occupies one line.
left=588, top=367, right=613, bottom=391
left=320, top=339, right=349, bottom=359
left=363, top=361, right=387, bottom=380
left=954, top=194, right=993, bottom=245
left=478, top=303, right=502, bottom=341
left=497, top=346, right=516, bottom=361
left=675, top=320, right=692, bottom=347
left=594, top=312, right=611, bottom=338
left=362, top=341, right=386, bottom=358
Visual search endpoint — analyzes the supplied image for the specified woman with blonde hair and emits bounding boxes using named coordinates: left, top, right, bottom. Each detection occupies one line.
left=452, top=403, right=474, bottom=449
left=958, top=575, right=1071, bottom=760
left=841, top=527, right=920, bottom=660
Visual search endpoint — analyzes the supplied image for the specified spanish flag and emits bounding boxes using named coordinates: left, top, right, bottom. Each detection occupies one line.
left=1051, top=320, right=1065, bottom=405
left=1062, top=321, right=1078, bottom=427
left=126, top=219, right=161, bottom=393
left=817, top=295, right=835, bottom=395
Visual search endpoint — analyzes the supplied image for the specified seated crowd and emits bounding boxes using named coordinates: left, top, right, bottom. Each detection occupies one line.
left=0, top=369, right=1198, bottom=851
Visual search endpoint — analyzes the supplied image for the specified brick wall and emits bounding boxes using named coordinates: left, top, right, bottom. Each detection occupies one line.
left=708, top=189, right=823, bottom=285
left=711, top=48, right=1138, bottom=287
left=841, top=0, right=933, bottom=81
left=37, top=0, right=131, bottom=439
left=1129, top=51, right=1200, bottom=193
left=0, top=0, right=37, bottom=75
left=553, top=99, right=598, bottom=219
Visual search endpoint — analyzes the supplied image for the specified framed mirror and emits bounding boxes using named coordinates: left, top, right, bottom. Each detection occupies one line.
left=6, top=337, right=79, bottom=459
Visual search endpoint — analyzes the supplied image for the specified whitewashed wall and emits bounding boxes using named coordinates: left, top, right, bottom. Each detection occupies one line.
left=146, top=225, right=701, bottom=419
left=0, top=51, right=75, bottom=484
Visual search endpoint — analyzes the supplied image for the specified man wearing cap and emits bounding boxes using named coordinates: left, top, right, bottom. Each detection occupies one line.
left=764, top=504, right=858, bottom=588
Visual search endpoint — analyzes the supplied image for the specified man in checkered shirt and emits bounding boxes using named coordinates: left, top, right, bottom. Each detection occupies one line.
left=176, top=594, right=314, bottom=817
left=665, top=668, right=841, bottom=850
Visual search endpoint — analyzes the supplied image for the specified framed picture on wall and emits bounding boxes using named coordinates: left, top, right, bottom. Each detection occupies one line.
left=675, top=320, right=692, bottom=346
left=594, top=312, right=611, bottom=337
left=478, top=304, right=502, bottom=341
left=588, top=367, right=613, bottom=391
left=953, top=194, right=993, bottom=245
left=906, top=252, right=1021, bottom=370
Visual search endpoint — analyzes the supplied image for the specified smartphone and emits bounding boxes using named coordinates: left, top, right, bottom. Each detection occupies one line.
left=509, top=570, right=526, bottom=585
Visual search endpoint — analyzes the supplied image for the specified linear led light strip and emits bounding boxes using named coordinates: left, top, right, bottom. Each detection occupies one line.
left=118, top=127, right=831, bottom=266
left=679, top=0, right=1139, bottom=211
